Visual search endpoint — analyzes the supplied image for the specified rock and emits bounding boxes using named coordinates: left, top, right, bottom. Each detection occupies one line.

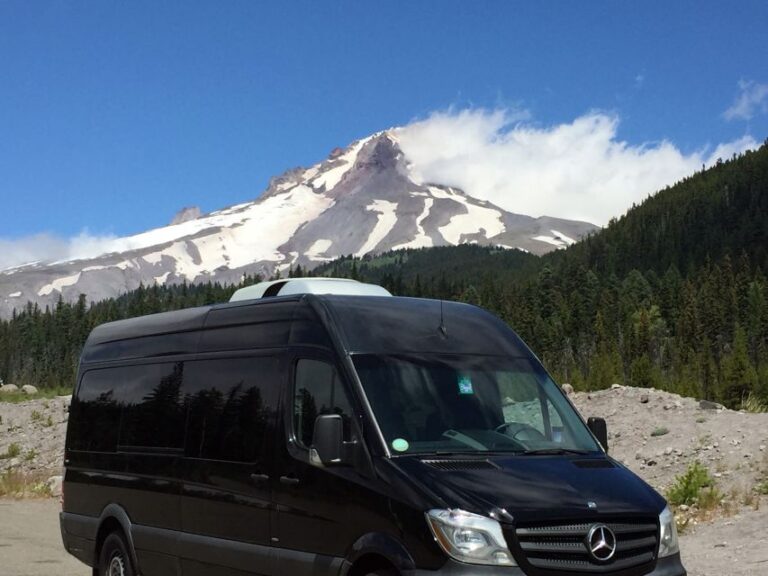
left=699, top=399, right=723, bottom=410
left=561, top=383, right=574, bottom=395
left=0, top=384, right=19, bottom=394
left=611, top=384, right=621, bottom=389
left=46, top=475, right=63, bottom=497
left=640, top=393, right=649, bottom=404
left=21, top=385, right=38, bottom=395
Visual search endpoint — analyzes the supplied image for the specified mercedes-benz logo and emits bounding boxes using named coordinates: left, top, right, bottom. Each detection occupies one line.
left=586, top=524, right=617, bottom=562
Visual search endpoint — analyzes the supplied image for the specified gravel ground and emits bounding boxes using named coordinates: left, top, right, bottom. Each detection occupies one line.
left=679, top=504, right=768, bottom=576
left=0, top=499, right=85, bottom=576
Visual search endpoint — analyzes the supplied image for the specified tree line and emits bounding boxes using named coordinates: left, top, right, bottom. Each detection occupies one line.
left=1, top=142, right=766, bottom=409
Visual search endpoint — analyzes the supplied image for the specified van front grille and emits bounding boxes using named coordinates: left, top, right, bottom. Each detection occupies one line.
left=508, top=519, right=658, bottom=575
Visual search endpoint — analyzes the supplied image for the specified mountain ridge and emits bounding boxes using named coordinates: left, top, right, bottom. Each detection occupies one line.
left=0, top=130, right=596, bottom=319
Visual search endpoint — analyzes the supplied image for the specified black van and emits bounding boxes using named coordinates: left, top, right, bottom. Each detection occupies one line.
left=61, top=280, right=686, bottom=576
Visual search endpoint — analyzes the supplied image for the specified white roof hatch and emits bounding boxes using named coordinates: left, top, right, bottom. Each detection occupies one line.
left=229, top=277, right=391, bottom=302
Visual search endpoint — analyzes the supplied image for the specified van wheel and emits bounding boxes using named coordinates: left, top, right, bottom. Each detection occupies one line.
left=99, top=532, right=135, bottom=576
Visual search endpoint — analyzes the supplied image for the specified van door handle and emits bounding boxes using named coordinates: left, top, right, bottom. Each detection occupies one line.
left=250, top=473, right=269, bottom=484
left=279, top=475, right=300, bottom=486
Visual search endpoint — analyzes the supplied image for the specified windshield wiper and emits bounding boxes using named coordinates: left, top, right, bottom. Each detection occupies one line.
left=521, top=448, right=592, bottom=456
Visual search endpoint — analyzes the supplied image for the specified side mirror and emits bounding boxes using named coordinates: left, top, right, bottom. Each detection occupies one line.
left=310, top=414, right=345, bottom=467
left=587, top=417, right=609, bottom=453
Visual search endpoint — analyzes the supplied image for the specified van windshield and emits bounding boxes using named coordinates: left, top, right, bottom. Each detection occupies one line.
left=353, top=354, right=600, bottom=456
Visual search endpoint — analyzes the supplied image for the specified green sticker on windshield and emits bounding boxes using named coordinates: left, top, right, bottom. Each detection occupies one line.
left=458, top=375, right=474, bottom=394
left=392, top=438, right=410, bottom=452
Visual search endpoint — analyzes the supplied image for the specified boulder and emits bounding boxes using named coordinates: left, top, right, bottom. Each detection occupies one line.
left=46, top=475, right=63, bottom=498
left=699, top=399, right=724, bottom=410
left=21, top=384, right=38, bottom=395
left=561, top=383, right=574, bottom=395
left=0, top=384, right=19, bottom=394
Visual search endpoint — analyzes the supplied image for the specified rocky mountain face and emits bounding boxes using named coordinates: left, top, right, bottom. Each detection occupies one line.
left=0, top=131, right=596, bottom=318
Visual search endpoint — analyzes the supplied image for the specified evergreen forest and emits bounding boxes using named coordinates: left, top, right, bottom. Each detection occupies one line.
left=1, top=142, right=767, bottom=409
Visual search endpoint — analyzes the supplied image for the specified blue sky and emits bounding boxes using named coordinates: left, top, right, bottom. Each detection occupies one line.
left=0, top=1, right=766, bottom=247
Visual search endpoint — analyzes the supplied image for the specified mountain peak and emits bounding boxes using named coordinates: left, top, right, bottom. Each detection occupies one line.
left=0, top=129, right=597, bottom=319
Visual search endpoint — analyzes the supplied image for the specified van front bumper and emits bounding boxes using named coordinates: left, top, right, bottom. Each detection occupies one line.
left=411, top=554, right=686, bottom=575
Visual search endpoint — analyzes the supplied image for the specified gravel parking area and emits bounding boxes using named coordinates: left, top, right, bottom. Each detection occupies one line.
left=0, top=499, right=86, bottom=576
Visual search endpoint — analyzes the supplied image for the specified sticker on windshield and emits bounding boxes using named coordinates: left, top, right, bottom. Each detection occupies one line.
left=457, top=375, right=474, bottom=395
left=392, top=438, right=410, bottom=452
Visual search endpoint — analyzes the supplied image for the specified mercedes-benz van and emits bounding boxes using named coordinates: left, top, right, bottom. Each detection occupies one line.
left=61, top=278, right=686, bottom=576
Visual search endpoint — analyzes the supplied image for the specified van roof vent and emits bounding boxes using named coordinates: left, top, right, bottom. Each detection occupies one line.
left=422, top=459, right=500, bottom=471
left=572, top=459, right=616, bottom=469
left=229, top=277, right=392, bottom=302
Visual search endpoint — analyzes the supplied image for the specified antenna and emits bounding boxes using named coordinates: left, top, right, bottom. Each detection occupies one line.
left=438, top=299, right=447, bottom=336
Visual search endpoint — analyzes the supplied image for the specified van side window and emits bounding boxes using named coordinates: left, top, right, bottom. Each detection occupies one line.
left=119, top=362, right=186, bottom=450
left=184, top=356, right=278, bottom=462
left=69, top=368, right=122, bottom=452
left=293, top=359, right=354, bottom=447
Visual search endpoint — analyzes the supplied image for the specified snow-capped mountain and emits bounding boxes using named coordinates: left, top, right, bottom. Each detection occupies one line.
left=0, top=131, right=596, bottom=318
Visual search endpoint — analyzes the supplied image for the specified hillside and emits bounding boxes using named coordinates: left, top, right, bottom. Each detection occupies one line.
left=551, top=142, right=768, bottom=276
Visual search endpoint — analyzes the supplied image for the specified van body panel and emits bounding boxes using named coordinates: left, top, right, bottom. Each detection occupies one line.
left=392, top=455, right=665, bottom=523
left=61, top=294, right=686, bottom=576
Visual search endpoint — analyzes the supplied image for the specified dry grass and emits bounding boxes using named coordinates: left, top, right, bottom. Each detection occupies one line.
left=741, top=392, right=768, bottom=413
left=0, top=469, right=52, bottom=499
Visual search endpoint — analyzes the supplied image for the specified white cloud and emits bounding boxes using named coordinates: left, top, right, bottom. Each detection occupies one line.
left=0, top=231, right=121, bottom=271
left=396, top=108, right=759, bottom=225
left=724, top=80, right=768, bottom=121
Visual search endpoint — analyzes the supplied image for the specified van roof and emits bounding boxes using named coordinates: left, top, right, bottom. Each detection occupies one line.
left=82, top=294, right=527, bottom=359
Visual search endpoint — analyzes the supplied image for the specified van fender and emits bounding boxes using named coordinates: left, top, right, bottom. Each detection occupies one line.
left=344, top=532, right=416, bottom=574
left=97, top=503, right=140, bottom=571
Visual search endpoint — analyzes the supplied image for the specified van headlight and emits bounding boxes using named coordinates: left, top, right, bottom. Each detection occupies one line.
left=426, top=509, right=516, bottom=566
left=658, top=505, right=680, bottom=558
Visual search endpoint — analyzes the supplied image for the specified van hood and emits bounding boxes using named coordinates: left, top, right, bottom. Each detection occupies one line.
left=392, top=454, right=665, bottom=524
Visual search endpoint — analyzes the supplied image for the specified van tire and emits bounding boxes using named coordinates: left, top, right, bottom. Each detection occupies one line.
left=98, top=532, right=135, bottom=576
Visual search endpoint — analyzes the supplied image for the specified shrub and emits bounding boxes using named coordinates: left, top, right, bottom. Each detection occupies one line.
left=30, top=410, right=42, bottom=422
left=0, top=442, right=21, bottom=460
left=651, top=426, right=669, bottom=437
left=667, top=461, right=720, bottom=508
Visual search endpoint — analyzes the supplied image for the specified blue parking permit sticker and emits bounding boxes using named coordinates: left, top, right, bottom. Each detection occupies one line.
left=458, top=375, right=474, bottom=394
